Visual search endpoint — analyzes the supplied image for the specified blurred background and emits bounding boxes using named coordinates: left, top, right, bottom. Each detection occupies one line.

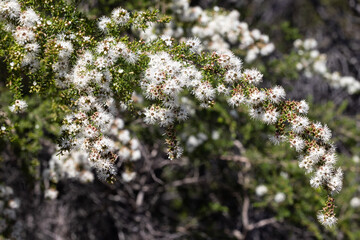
left=0, top=0, right=359, bottom=239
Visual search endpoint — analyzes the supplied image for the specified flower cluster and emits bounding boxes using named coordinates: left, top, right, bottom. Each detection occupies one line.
left=255, top=185, right=268, bottom=197
left=274, top=192, right=286, bottom=203
left=44, top=116, right=142, bottom=188
left=0, top=0, right=343, bottom=226
left=140, top=0, right=274, bottom=62
left=45, top=150, right=95, bottom=184
left=8, top=99, right=27, bottom=113
left=350, top=197, right=360, bottom=208
left=1, top=0, right=146, bottom=183
left=112, top=118, right=142, bottom=182
left=294, top=38, right=360, bottom=94
left=54, top=35, right=140, bottom=181
left=98, top=6, right=162, bottom=33
left=98, top=7, right=130, bottom=33
left=255, top=186, right=287, bottom=203
left=0, top=1, right=42, bottom=71
left=317, top=196, right=338, bottom=227
left=222, top=53, right=343, bottom=206
left=140, top=47, right=342, bottom=225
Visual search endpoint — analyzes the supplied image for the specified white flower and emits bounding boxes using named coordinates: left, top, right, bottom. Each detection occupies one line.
left=310, top=175, right=322, bottom=188
left=129, top=139, right=140, bottom=150
left=251, top=29, right=261, bottom=40
left=118, top=147, right=131, bottom=160
left=158, top=108, right=175, bottom=127
left=216, top=84, right=230, bottom=95
left=299, top=155, right=316, bottom=173
left=243, top=68, right=263, bottom=85
left=98, top=16, right=111, bottom=32
left=177, top=107, right=189, bottom=121
left=193, top=81, right=215, bottom=101
left=79, top=171, right=94, bottom=183
left=274, top=192, right=286, bottom=203
left=211, top=130, right=220, bottom=140
left=186, top=37, right=202, bottom=53
left=24, top=43, right=40, bottom=53
left=122, top=172, right=136, bottom=182
left=163, top=80, right=183, bottom=97
left=9, top=99, right=28, bottom=113
left=317, top=212, right=337, bottom=227
left=313, top=59, right=327, bottom=74
left=318, top=124, right=332, bottom=142
left=296, top=62, right=303, bottom=70
left=350, top=197, right=360, bottom=208
left=291, top=116, right=310, bottom=134
left=289, top=136, right=305, bottom=152
left=118, top=130, right=131, bottom=144
left=84, top=125, right=98, bottom=139
left=19, top=8, right=40, bottom=27
left=227, top=92, right=246, bottom=107
left=308, top=146, right=326, bottom=163
left=161, top=35, right=172, bottom=46
left=303, top=38, right=317, bottom=50
left=77, top=96, right=95, bottom=112
left=224, top=69, right=241, bottom=84
left=94, top=111, right=113, bottom=131
left=269, top=134, right=286, bottom=145
left=327, top=168, right=343, bottom=194
left=13, top=27, right=35, bottom=45
left=262, top=109, right=279, bottom=124
left=92, top=158, right=117, bottom=180
left=144, top=106, right=159, bottom=125
left=268, top=86, right=286, bottom=104
left=245, top=48, right=258, bottom=62
left=3, top=0, right=21, bottom=19
left=93, top=137, right=115, bottom=154
left=8, top=198, right=20, bottom=209
left=296, top=100, right=309, bottom=114
left=255, top=185, right=268, bottom=197
left=111, top=7, right=130, bottom=25
left=248, top=90, right=266, bottom=105
left=315, top=165, right=334, bottom=181
left=45, top=189, right=59, bottom=200
left=322, top=153, right=336, bottom=165
left=249, top=107, right=264, bottom=120
left=260, top=43, right=275, bottom=56
left=21, top=52, right=37, bottom=67
left=131, top=149, right=141, bottom=161
left=293, top=39, right=303, bottom=48
left=57, top=40, right=73, bottom=59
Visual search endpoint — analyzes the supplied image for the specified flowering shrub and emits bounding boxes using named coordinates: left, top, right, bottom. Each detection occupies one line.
left=293, top=38, right=360, bottom=95
left=136, top=0, right=359, bottom=95
left=139, top=0, right=274, bottom=62
left=0, top=0, right=355, bottom=236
